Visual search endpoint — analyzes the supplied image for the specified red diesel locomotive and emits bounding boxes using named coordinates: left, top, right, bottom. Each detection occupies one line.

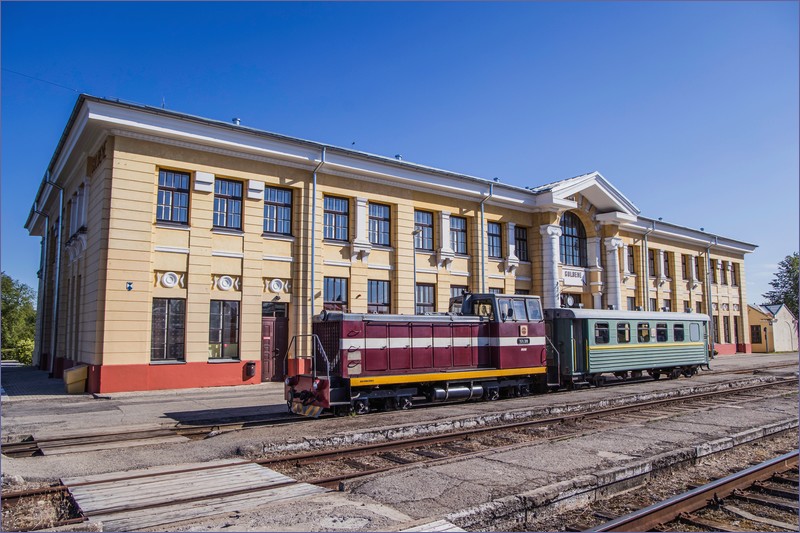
left=285, top=293, right=548, bottom=416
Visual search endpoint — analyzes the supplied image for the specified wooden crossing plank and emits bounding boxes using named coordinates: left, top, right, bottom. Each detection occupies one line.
left=62, top=459, right=245, bottom=485
left=40, top=435, right=189, bottom=455
left=90, top=483, right=326, bottom=531
left=36, top=423, right=171, bottom=440
left=402, top=519, right=466, bottom=532
left=69, top=465, right=295, bottom=515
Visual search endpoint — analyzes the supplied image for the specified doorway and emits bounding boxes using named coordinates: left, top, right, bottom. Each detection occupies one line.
left=261, top=303, right=289, bottom=382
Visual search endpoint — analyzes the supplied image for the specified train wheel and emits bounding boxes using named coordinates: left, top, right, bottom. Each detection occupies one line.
left=485, top=389, right=500, bottom=401
left=614, top=371, right=629, bottom=381
left=682, top=366, right=697, bottom=378
left=519, top=384, right=530, bottom=396
left=649, top=370, right=661, bottom=380
left=287, top=400, right=294, bottom=414
left=631, top=370, right=643, bottom=379
left=354, top=399, right=370, bottom=415
left=333, top=405, right=353, bottom=417
left=591, top=375, right=605, bottom=387
left=668, top=369, right=681, bottom=380
left=398, top=397, right=412, bottom=410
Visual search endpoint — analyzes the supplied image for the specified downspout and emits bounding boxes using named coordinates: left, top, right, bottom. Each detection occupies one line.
left=641, top=220, right=655, bottom=311
left=705, top=236, right=718, bottom=357
left=310, top=147, right=326, bottom=317
left=46, top=175, right=64, bottom=376
left=479, top=183, right=494, bottom=293
left=33, top=207, right=50, bottom=369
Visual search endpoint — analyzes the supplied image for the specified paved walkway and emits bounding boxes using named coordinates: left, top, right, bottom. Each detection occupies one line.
left=0, top=362, right=70, bottom=402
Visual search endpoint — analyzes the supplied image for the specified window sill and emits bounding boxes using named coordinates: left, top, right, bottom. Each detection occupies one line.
left=150, top=360, right=186, bottom=365
left=454, top=254, right=471, bottom=260
left=323, top=240, right=350, bottom=246
left=263, top=233, right=295, bottom=242
left=371, top=245, right=394, bottom=251
left=212, top=228, right=244, bottom=236
left=156, top=222, right=190, bottom=231
left=488, top=257, right=503, bottom=262
left=207, top=358, right=241, bottom=364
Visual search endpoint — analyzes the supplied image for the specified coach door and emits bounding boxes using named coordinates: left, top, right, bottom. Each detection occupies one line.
left=572, top=319, right=587, bottom=374
left=261, top=303, right=289, bottom=382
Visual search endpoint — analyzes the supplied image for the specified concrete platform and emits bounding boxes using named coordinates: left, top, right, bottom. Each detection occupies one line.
left=1, top=353, right=797, bottom=531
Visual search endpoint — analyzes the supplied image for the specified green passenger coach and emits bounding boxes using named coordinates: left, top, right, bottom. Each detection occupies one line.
left=544, top=308, right=710, bottom=388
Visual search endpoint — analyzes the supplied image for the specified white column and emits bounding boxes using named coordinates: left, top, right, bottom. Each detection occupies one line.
left=437, top=211, right=454, bottom=269
left=657, top=249, right=666, bottom=282
left=605, top=237, right=624, bottom=310
left=622, top=243, right=630, bottom=274
left=505, top=222, right=519, bottom=273
left=540, top=224, right=562, bottom=308
left=587, top=237, right=602, bottom=269
left=352, top=197, right=371, bottom=262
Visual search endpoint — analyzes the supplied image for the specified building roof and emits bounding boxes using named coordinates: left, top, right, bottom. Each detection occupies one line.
left=24, top=94, right=757, bottom=256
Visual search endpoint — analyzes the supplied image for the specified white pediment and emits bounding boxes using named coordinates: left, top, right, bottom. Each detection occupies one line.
left=532, top=171, right=640, bottom=218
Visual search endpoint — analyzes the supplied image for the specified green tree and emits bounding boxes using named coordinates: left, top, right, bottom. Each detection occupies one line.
left=762, top=252, right=799, bottom=318
left=1, top=272, right=37, bottom=365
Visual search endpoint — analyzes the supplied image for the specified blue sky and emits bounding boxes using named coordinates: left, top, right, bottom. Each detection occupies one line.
left=2, top=1, right=797, bottom=303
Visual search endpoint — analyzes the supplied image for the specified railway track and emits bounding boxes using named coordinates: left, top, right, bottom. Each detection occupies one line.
left=261, top=378, right=798, bottom=487
left=2, top=366, right=796, bottom=459
left=2, top=378, right=796, bottom=531
left=586, top=451, right=799, bottom=532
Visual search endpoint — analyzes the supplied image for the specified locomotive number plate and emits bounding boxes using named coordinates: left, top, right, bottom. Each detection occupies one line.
left=517, top=338, right=531, bottom=345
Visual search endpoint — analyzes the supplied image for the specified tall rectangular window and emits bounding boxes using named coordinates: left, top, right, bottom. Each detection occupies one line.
left=694, top=256, right=701, bottom=279
left=324, top=196, right=349, bottom=241
left=414, top=211, right=434, bottom=250
left=515, top=226, right=529, bottom=261
left=415, top=283, right=435, bottom=314
left=731, top=263, right=738, bottom=286
left=628, top=246, right=636, bottom=274
left=450, top=216, right=467, bottom=255
left=663, top=252, right=671, bottom=278
left=683, top=300, right=691, bottom=313
left=263, top=186, right=292, bottom=235
left=711, top=260, right=718, bottom=283
left=213, top=179, right=243, bottom=229
left=663, top=299, right=671, bottom=312
left=323, top=277, right=348, bottom=311
left=450, top=285, right=468, bottom=299
left=487, top=222, right=502, bottom=258
left=627, top=296, right=636, bottom=311
left=750, top=325, right=762, bottom=344
left=721, top=262, right=728, bottom=285
left=151, top=298, right=185, bottom=361
left=515, top=289, right=530, bottom=295
left=648, top=249, right=656, bottom=277
left=368, top=203, right=391, bottom=246
left=209, top=300, right=239, bottom=359
left=723, top=316, right=731, bottom=343
left=649, top=298, right=657, bottom=312
left=696, top=301, right=703, bottom=314
left=681, top=255, right=689, bottom=280
left=157, top=169, right=190, bottom=224
left=367, top=280, right=390, bottom=314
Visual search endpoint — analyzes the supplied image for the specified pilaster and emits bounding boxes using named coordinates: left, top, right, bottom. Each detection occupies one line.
left=539, top=224, right=562, bottom=309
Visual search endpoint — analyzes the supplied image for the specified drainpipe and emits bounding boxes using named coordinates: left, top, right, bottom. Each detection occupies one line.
left=46, top=176, right=64, bottom=376
left=310, top=147, right=326, bottom=318
left=705, top=236, right=717, bottom=357
left=641, top=220, right=655, bottom=311
left=479, top=183, right=494, bottom=293
left=33, top=207, right=50, bottom=369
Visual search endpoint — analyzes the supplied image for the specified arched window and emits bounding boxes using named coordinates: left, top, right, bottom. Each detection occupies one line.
left=560, top=212, right=587, bottom=267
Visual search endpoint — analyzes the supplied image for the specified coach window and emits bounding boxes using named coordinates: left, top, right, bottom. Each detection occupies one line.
left=559, top=212, right=587, bottom=267
left=637, top=322, right=651, bottom=343
left=656, top=323, right=668, bottom=342
left=472, top=298, right=495, bottom=320
left=617, top=323, right=631, bottom=343
left=511, top=299, right=527, bottom=321
left=595, top=323, right=610, bottom=344
left=525, top=298, right=543, bottom=321
left=690, top=323, right=701, bottom=342
left=674, top=323, right=685, bottom=342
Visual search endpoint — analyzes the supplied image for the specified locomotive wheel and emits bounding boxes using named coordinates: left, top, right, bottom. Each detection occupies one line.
left=286, top=400, right=293, bottom=414
left=398, top=397, right=412, bottom=410
left=354, top=399, right=370, bottom=415
left=485, top=389, right=500, bottom=401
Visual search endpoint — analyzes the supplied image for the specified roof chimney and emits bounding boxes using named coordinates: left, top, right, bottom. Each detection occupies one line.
left=232, top=118, right=241, bottom=125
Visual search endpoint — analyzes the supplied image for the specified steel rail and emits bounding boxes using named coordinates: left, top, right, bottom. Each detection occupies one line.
left=586, top=450, right=799, bottom=532
left=258, top=377, right=797, bottom=467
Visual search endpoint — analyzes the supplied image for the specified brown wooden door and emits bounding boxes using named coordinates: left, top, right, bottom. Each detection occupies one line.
left=262, top=317, right=289, bottom=382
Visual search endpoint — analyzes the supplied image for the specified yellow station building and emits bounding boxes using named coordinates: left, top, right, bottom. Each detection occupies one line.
left=25, top=95, right=757, bottom=392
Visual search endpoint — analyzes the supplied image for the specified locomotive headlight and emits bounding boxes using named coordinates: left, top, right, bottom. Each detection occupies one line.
left=312, top=378, right=321, bottom=390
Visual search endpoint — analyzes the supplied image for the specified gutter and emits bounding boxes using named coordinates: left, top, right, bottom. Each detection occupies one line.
left=45, top=176, right=64, bottom=376
left=642, top=220, right=655, bottom=311
left=310, top=147, right=326, bottom=318
left=32, top=208, right=50, bottom=368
